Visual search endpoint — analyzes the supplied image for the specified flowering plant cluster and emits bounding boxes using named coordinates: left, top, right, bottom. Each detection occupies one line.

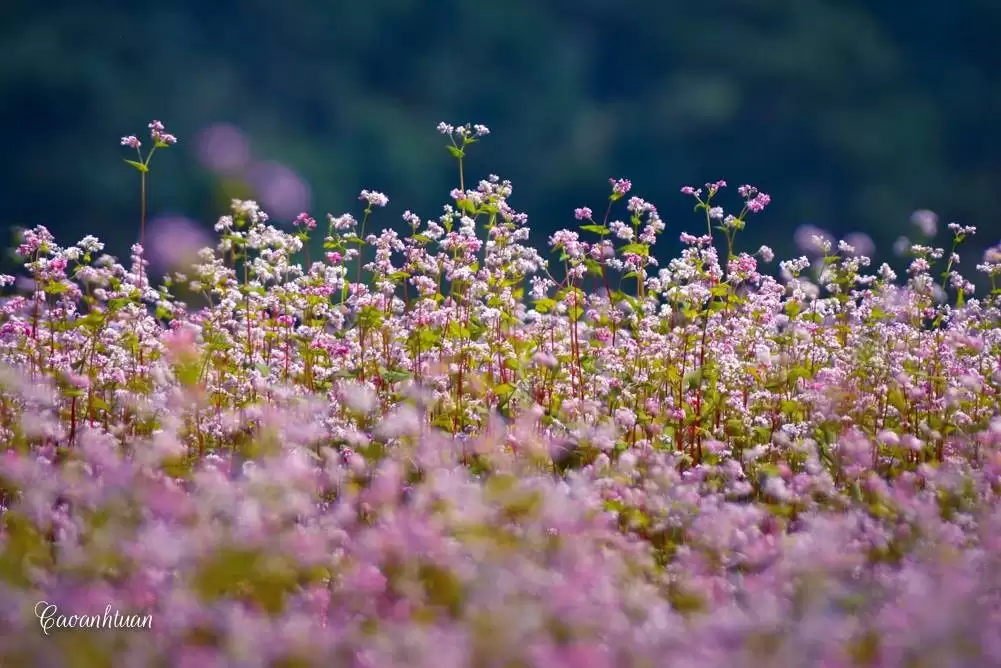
left=1, top=121, right=1000, bottom=667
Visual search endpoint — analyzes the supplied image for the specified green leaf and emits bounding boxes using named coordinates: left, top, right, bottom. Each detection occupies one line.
left=580, top=224, right=610, bottom=235
left=779, top=399, right=800, bottom=414
left=788, top=365, right=812, bottom=385
left=494, top=383, right=515, bottom=399
left=446, top=145, right=465, bottom=159
left=380, top=368, right=413, bottom=383
left=124, top=159, right=149, bottom=173
left=533, top=297, right=557, bottom=313
left=683, top=369, right=703, bottom=391
left=357, top=305, right=385, bottom=330
left=619, top=243, right=649, bottom=256
left=726, top=418, right=747, bottom=434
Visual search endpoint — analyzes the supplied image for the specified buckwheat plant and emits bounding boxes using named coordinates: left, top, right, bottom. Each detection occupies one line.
left=0, top=120, right=999, bottom=667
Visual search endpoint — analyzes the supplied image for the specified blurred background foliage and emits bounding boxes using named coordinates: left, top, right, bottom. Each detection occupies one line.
left=1, top=0, right=998, bottom=277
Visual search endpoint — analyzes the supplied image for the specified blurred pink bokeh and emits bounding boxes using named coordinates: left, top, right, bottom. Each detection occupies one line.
left=145, top=215, right=212, bottom=272
left=196, top=123, right=251, bottom=175
left=248, top=161, right=311, bottom=221
left=794, top=224, right=834, bottom=256
left=843, top=232, right=875, bottom=258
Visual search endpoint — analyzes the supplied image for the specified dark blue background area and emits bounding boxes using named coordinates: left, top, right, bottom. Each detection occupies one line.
left=0, top=0, right=998, bottom=277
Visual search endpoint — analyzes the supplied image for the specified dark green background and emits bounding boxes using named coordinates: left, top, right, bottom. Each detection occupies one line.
left=2, top=0, right=998, bottom=277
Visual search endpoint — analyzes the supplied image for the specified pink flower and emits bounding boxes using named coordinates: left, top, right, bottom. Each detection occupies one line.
left=148, top=120, right=177, bottom=145
left=359, top=189, right=389, bottom=208
left=293, top=212, right=317, bottom=230
left=608, top=178, right=632, bottom=196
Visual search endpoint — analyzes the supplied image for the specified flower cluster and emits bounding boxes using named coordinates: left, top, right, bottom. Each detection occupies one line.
left=0, top=122, right=1000, bottom=666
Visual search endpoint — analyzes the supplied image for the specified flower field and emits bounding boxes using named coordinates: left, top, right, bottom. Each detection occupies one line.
left=1, top=121, right=1000, bottom=667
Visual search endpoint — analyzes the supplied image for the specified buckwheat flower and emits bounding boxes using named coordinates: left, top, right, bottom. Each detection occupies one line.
left=574, top=207, right=593, bottom=221
left=293, top=212, right=317, bottom=230
left=120, top=135, right=141, bottom=149
left=626, top=197, right=656, bottom=217
left=589, top=240, right=615, bottom=261
left=401, top=210, right=421, bottom=227
left=763, top=476, right=791, bottom=501
left=328, top=213, right=357, bottom=230
left=708, top=206, right=724, bottom=220
left=436, top=121, right=454, bottom=135
left=946, top=222, right=976, bottom=237
left=618, top=451, right=637, bottom=471
left=609, top=178, right=632, bottom=196
left=758, top=245, right=774, bottom=262
left=148, top=120, right=177, bottom=145
left=609, top=220, right=633, bottom=241
left=720, top=214, right=740, bottom=230
left=746, top=192, right=771, bottom=213
left=359, top=190, right=389, bottom=208
left=877, top=430, right=900, bottom=446
left=473, top=124, right=490, bottom=137
left=76, top=235, right=104, bottom=253
left=704, top=439, right=727, bottom=457
left=615, top=407, right=637, bottom=429
left=680, top=186, right=701, bottom=197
